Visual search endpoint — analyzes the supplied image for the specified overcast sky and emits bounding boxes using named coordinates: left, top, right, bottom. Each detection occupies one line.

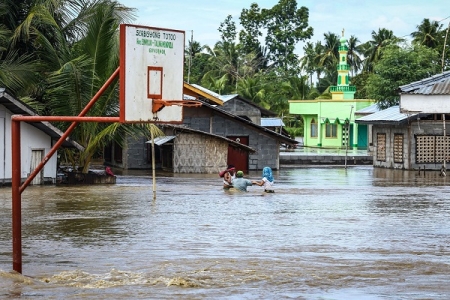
left=119, top=0, right=449, bottom=55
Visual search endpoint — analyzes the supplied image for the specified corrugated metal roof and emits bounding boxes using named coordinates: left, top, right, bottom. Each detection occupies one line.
left=399, top=71, right=450, bottom=95
left=355, top=103, right=380, bottom=115
left=190, top=84, right=238, bottom=102
left=355, top=105, right=418, bottom=125
left=261, top=117, right=285, bottom=127
left=145, top=136, right=176, bottom=146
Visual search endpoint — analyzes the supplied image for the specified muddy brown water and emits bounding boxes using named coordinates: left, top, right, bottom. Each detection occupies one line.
left=1, top=166, right=450, bottom=299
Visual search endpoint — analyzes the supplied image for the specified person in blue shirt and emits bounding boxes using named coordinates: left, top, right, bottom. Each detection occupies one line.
left=231, top=170, right=253, bottom=192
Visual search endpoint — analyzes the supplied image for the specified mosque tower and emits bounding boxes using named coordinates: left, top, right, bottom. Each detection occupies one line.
left=330, top=29, right=356, bottom=100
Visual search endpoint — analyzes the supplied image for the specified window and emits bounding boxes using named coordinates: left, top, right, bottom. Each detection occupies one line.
left=393, top=134, right=403, bottom=163
left=376, top=133, right=386, bottom=161
left=310, top=119, right=318, bottom=137
left=325, top=123, right=337, bottom=138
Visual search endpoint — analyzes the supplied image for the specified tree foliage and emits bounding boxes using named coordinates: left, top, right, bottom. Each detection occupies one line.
left=1, top=0, right=163, bottom=172
left=262, top=0, right=313, bottom=74
left=366, top=44, right=440, bottom=109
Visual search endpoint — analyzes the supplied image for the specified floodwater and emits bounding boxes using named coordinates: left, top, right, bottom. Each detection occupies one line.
left=1, top=166, right=450, bottom=299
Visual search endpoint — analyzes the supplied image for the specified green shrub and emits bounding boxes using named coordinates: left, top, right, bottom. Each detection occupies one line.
left=285, top=126, right=303, bottom=137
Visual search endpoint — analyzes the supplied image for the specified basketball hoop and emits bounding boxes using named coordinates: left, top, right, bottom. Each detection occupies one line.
left=152, top=99, right=202, bottom=113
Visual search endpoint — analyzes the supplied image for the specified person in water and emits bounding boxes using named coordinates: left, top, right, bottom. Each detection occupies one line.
left=252, top=166, right=275, bottom=193
left=232, top=170, right=253, bottom=192
left=222, top=164, right=236, bottom=189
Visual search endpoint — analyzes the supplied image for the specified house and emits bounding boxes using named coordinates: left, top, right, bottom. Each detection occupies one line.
left=0, top=89, right=83, bottom=186
left=355, top=71, right=450, bottom=170
left=106, top=83, right=298, bottom=173
left=289, top=33, right=375, bottom=149
left=181, top=100, right=297, bottom=171
left=151, top=125, right=255, bottom=173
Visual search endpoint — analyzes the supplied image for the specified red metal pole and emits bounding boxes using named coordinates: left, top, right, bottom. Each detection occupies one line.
left=10, top=68, right=120, bottom=273
left=17, top=67, right=120, bottom=194
left=11, top=119, right=22, bottom=273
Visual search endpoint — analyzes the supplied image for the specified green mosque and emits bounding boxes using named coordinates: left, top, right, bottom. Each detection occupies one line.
left=289, top=32, right=375, bottom=149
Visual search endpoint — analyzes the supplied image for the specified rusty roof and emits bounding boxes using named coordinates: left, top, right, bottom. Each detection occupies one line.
left=399, top=71, right=450, bottom=95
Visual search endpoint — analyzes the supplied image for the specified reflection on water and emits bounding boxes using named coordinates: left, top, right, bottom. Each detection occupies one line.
left=1, top=166, right=450, bottom=299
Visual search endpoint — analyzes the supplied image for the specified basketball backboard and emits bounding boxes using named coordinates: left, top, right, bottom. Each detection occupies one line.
left=119, top=24, right=185, bottom=123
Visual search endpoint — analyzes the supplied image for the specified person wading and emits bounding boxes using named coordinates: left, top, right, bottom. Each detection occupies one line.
left=220, top=164, right=236, bottom=189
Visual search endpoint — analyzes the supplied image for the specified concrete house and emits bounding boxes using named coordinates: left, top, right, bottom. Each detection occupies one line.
left=181, top=100, right=297, bottom=171
left=0, top=89, right=82, bottom=186
left=188, top=84, right=289, bottom=137
left=355, top=71, right=450, bottom=170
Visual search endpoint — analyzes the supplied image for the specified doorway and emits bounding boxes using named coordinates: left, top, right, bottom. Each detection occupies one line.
left=31, top=150, right=44, bottom=185
left=226, top=136, right=249, bottom=172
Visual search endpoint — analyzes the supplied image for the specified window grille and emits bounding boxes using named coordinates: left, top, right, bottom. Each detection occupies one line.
left=393, top=134, right=403, bottom=163
left=376, top=133, right=386, bottom=161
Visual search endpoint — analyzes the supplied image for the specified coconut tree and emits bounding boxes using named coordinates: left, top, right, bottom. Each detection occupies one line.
left=0, top=0, right=52, bottom=100
left=4, top=0, right=163, bottom=172
left=361, top=28, right=403, bottom=72
left=347, top=35, right=363, bottom=77
left=299, top=41, right=316, bottom=87
left=411, top=18, right=443, bottom=48
left=318, top=32, right=340, bottom=79
left=280, top=75, right=311, bottom=100
left=236, top=76, right=267, bottom=105
left=202, top=41, right=239, bottom=93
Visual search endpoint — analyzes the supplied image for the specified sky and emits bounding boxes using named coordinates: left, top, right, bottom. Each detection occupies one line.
left=119, top=0, right=449, bottom=56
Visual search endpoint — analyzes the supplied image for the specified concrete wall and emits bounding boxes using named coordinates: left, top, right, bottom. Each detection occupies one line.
left=122, top=135, right=152, bottom=169
left=221, top=98, right=261, bottom=125
left=183, top=107, right=280, bottom=170
left=372, top=120, right=450, bottom=170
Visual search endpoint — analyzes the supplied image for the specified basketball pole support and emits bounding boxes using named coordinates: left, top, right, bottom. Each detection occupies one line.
left=11, top=67, right=120, bottom=274
left=11, top=65, right=201, bottom=274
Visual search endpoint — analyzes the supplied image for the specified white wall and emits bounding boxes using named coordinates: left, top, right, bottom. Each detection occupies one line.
left=400, top=95, right=450, bottom=113
left=0, top=105, right=57, bottom=183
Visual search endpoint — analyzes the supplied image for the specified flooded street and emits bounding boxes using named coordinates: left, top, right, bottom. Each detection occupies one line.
left=1, top=166, right=450, bottom=299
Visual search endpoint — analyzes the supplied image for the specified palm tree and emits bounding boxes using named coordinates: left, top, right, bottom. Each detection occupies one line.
left=318, top=32, right=340, bottom=79
left=411, top=18, right=443, bottom=48
left=237, top=76, right=267, bottom=105
left=347, top=35, right=363, bottom=77
left=4, top=0, right=163, bottom=172
left=202, top=41, right=239, bottom=93
left=299, top=42, right=316, bottom=87
left=281, top=76, right=310, bottom=100
left=0, top=0, right=52, bottom=99
left=361, top=28, right=403, bottom=72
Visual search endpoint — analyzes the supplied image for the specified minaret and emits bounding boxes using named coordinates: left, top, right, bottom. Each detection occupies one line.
left=330, top=29, right=356, bottom=100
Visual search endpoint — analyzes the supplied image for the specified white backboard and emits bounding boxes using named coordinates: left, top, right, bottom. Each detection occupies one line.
left=120, top=24, right=185, bottom=123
